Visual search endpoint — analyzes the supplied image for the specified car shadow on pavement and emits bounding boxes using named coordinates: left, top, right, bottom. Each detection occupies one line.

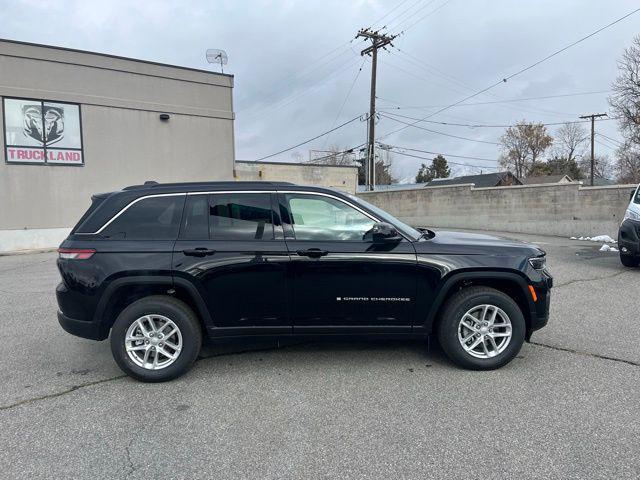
left=199, top=336, right=451, bottom=368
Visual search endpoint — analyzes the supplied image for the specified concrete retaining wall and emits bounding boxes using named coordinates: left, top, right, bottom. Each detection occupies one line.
left=358, top=182, right=637, bottom=238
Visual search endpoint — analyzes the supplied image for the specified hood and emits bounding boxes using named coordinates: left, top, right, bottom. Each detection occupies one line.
left=414, top=229, right=544, bottom=257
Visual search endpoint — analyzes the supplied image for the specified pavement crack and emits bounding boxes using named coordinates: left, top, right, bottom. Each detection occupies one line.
left=554, top=269, right=630, bottom=288
left=0, top=374, right=127, bottom=412
left=125, top=438, right=137, bottom=477
left=530, top=341, right=640, bottom=367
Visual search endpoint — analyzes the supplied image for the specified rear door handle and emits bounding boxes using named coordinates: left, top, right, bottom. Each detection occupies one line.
left=296, top=248, right=329, bottom=258
left=182, top=248, right=216, bottom=257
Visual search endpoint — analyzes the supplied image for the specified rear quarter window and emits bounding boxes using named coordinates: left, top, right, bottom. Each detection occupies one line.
left=101, top=195, right=185, bottom=240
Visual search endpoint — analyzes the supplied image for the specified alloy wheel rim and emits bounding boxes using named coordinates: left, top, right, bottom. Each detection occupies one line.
left=125, top=314, right=183, bottom=370
left=457, top=304, right=512, bottom=359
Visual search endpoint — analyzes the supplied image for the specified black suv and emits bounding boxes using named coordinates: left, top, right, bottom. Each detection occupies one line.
left=57, top=181, right=552, bottom=382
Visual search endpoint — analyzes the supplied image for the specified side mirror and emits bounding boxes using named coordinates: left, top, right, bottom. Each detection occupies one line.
left=367, top=222, right=402, bottom=244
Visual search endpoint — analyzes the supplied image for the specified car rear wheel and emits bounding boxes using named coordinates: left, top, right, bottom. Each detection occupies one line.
left=619, top=252, right=639, bottom=268
left=110, top=296, right=202, bottom=382
left=437, top=287, right=526, bottom=370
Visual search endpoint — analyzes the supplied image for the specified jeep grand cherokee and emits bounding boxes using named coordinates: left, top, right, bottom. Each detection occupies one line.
left=56, top=181, right=552, bottom=382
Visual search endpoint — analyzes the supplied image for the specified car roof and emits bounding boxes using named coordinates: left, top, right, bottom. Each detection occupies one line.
left=75, top=181, right=355, bottom=234
left=119, top=181, right=348, bottom=196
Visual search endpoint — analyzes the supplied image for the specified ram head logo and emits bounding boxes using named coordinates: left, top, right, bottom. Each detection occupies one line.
left=22, top=105, right=64, bottom=145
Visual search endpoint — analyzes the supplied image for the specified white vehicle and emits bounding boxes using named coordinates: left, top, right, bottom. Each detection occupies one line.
left=618, top=184, right=640, bottom=267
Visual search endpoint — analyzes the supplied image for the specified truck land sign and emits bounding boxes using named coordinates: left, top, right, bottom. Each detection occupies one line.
left=3, top=97, right=83, bottom=165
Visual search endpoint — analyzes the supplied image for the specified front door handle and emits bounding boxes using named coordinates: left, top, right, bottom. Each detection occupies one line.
left=296, top=248, right=329, bottom=258
left=182, top=248, right=216, bottom=257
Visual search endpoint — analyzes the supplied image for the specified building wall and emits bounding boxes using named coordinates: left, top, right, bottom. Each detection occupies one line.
left=235, top=161, right=359, bottom=193
left=0, top=39, right=235, bottom=251
left=358, top=183, right=636, bottom=237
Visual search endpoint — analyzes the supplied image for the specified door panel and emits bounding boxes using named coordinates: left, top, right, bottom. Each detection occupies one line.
left=286, top=240, right=419, bottom=333
left=279, top=192, right=419, bottom=333
left=172, top=192, right=290, bottom=336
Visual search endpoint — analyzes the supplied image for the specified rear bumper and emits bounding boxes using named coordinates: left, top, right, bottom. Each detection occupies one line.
left=619, top=219, right=640, bottom=258
left=57, top=310, right=108, bottom=341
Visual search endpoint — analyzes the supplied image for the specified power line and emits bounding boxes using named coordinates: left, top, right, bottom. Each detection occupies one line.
left=322, top=58, right=367, bottom=149
left=385, top=144, right=499, bottom=162
left=390, top=148, right=499, bottom=171
left=378, top=7, right=640, bottom=140
left=381, top=109, right=620, bottom=129
left=240, top=56, right=364, bottom=120
left=388, top=46, right=581, bottom=118
left=255, top=114, right=364, bottom=161
left=594, top=138, right=617, bottom=151
left=504, top=8, right=640, bottom=82
left=382, top=54, right=579, bottom=118
left=395, top=0, right=454, bottom=33
left=381, top=0, right=430, bottom=30
left=597, top=132, right=624, bottom=146
left=377, top=90, right=613, bottom=110
left=370, top=0, right=412, bottom=28
left=379, top=112, right=500, bottom=144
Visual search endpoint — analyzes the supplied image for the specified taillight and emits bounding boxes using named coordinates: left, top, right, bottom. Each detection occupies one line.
left=57, top=248, right=96, bottom=260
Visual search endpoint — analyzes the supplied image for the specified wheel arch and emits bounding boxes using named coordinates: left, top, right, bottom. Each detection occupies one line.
left=422, top=270, right=535, bottom=337
left=94, top=276, right=211, bottom=338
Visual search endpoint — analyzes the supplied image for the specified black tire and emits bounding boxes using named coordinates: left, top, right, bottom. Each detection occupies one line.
left=619, top=253, right=639, bottom=268
left=436, top=286, right=526, bottom=370
left=110, top=296, right=202, bottom=382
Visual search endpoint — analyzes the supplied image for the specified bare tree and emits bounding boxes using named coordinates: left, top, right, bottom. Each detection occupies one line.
left=553, top=122, right=587, bottom=164
left=309, top=145, right=356, bottom=166
left=499, top=121, right=553, bottom=178
left=609, top=35, right=640, bottom=146
left=609, top=35, right=640, bottom=183
left=616, top=141, right=640, bottom=183
left=579, top=154, right=614, bottom=180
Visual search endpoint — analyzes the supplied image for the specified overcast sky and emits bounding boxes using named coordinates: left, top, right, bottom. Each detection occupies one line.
left=2, top=0, right=638, bottom=181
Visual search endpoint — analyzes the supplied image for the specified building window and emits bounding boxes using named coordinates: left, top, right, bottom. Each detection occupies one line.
left=2, top=97, right=84, bottom=166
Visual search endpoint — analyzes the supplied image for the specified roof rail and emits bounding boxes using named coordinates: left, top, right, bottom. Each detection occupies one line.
left=122, top=180, right=296, bottom=190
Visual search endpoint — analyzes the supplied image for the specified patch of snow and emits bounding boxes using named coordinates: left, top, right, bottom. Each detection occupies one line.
left=599, top=244, right=619, bottom=252
left=590, top=235, right=616, bottom=243
left=571, top=235, right=617, bottom=243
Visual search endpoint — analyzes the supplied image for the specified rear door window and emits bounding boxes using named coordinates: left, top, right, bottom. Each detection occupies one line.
left=209, top=193, right=275, bottom=240
left=101, top=195, right=185, bottom=240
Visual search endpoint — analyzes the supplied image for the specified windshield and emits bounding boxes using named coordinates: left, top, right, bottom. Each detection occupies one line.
left=347, top=193, right=422, bottom=241
left=634, top=185, right=640, bottom=205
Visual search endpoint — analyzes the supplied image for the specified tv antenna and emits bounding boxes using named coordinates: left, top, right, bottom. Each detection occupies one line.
left=206, top=49, right=228, bottom=73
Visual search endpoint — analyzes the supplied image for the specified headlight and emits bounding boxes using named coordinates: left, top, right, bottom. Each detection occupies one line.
left=528, top=256, right=546, bottom=270
left=624, top=209, right=640, bottom=221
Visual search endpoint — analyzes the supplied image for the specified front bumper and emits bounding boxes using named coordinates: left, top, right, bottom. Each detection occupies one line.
left=619, top=219, right=640, bottom=258
left=526, top=269, right=552, bottom=340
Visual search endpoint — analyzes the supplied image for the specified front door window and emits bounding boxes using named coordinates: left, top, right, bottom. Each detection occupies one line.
left=284, top=194, right=375, bottom=241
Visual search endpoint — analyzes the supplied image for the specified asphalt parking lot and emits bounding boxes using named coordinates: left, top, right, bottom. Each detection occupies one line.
left=1, top=230, right=638, bottom=480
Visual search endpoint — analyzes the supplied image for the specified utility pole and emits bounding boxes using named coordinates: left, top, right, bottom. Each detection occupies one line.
left=356, top=28, right=397, bottom=191
left=579, top=113, right=607, bottom=186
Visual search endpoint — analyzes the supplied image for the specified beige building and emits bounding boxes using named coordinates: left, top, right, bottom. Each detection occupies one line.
left=234, top=160, right=359, bottom=193
left=0, top=39, right=235, bottom=251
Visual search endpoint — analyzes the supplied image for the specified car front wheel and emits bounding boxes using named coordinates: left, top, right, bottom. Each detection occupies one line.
left=437, top=286, right=526, bottom=370
left=110, top=296, right=202, bottom=382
